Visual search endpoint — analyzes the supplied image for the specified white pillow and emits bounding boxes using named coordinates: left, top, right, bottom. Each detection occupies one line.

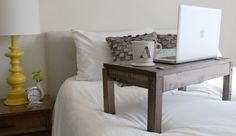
left=72, top=28, right=154, bottom=80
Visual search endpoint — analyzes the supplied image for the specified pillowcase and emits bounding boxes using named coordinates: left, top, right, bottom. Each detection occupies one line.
left=106, top=32, right=157, bottom=62
left=155, top=34, right=177, bottom=58
left=156, top=34, right=177, bottom=49
left=71, top=28, right=154, bottom=80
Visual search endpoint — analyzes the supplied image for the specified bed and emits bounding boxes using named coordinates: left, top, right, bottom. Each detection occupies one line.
left=46, top=30, right=236, bottom=136
left=52, top=75, right=236, bottom=136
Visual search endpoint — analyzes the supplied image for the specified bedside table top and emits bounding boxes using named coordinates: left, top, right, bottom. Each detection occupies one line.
left=0, top=95, right=52, bottom=117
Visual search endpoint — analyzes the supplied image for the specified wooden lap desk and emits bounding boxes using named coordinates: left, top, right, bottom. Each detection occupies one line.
left=102, top=58, right=232, bottom=133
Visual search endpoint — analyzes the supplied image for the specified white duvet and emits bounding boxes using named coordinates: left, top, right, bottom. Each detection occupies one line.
left=53, top=68, right=236, bottom=136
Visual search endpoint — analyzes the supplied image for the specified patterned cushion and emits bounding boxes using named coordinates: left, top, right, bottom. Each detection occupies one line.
left=106, top=32, right=157, bottom=62
left=156, top=34, right=177, bottom=48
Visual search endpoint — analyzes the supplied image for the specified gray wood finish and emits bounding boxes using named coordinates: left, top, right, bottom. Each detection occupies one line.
left=147, top=75, right=163, bottom=133
left=223, top=62, right=233, bottom=100
left=103, top=68, right=115, bottom=114
left=102, top=58, right=232, bottom=133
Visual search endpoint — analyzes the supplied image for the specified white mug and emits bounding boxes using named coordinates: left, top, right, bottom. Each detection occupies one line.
left=131, top=41, right=162, bottom=64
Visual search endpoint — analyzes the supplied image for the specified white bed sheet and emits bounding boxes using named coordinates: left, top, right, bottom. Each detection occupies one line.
left=53, top=68, right=236, bottom=136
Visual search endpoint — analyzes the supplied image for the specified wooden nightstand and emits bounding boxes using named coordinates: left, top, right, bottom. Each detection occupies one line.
left=0, top=95, right=52, bottom=136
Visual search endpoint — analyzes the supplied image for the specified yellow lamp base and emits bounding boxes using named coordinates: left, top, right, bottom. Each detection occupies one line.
left=4, top=36, right=28, bottom=106
left=4, top=91, right=27, bottom=105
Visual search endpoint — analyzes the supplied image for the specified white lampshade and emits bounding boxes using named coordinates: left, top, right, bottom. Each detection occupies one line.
left=0, top=0, right=40, bottom=36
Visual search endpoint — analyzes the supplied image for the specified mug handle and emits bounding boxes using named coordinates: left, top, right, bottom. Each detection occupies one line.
left=155, top=43, right=162, bottom=53
left=155, top=42, right=162, bottom=50
left=154, top=43, right=162, bottom=59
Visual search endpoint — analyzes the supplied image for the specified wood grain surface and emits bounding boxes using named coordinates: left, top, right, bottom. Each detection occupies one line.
left=103, top=58, right=232, bottom=133
left=0, top=95, right=52, bottom=136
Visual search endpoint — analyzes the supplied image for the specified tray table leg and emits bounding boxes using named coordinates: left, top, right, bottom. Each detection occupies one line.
left=148, top=76, right=163, bottom=133
left=103, top=68, right=115, bottom=114
left=223, top=63, right=233, bottom=100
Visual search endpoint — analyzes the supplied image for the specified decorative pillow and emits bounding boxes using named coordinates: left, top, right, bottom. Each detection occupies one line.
left=156, top=34, right=177, bottom=48
left=154, top=34, right=177, bottom=58
left=106, top=32, right=157, bottom=62
left=71, top=28, right=154, bottom=81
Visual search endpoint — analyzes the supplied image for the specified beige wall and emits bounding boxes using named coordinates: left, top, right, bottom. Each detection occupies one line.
left=0, top=0, right=235, bottom=98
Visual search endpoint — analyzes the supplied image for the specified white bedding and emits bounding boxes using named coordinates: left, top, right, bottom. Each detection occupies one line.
left=53, top=68, right=236, bottom=136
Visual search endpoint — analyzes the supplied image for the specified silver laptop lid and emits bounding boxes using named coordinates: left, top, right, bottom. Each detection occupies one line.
left=176, top=5, right=222, bottom=63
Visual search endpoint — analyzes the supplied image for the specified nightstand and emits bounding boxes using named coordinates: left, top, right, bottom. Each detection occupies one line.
left=0, top=95, right=52, bottom=136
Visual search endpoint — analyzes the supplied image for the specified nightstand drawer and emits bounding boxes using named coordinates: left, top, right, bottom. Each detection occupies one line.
left=0, top=111, right=51, bottom=136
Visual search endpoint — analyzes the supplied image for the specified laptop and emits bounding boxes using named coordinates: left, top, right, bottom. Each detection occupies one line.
left=154, top=4, right=222, bottom=64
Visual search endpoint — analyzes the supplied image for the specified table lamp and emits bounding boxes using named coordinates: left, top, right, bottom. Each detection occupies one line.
left=0, top=0, right=40, bottom=105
